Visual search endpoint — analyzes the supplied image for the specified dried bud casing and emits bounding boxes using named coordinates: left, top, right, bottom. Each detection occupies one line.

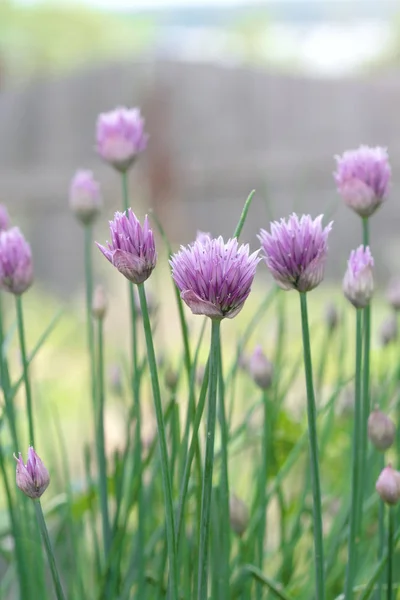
left=92, top=284, right=108, bottom=320
left=229, top=494, right=249, bottom=537
left=249, top=346, right=273, bottom=390
left=14, top=447, right=50, bottom=499
left=368, top=409, right=396, bottom=451
left=376, top=465, right=400, bottom=505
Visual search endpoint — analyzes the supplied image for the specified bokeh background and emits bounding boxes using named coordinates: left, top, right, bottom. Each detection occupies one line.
left=2, top=0, right=400, bottom=295
left=1, top=0, right=400, bottom=469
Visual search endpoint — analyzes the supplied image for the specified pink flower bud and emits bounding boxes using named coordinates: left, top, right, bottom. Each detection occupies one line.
left=368, top=409, right=396, bottom=451
left=229, top=494, right=249, bottom=537
left=248, top=346, right=273, bottom=390
left=14, top=447, right=50, bottom=499
left=69, top=170, right=101, bottom=225
left=343, top=245, right=374, bottom=309
left=92, top=284, right=108, bottom=320
left=376, top=465, right=400, bottom=505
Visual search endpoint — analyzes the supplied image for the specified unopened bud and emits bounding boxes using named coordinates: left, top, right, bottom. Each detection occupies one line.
left=376, top=465, right=400, bottom=505
left=69, top=170, right=101, bottom=225
left=109, top=364, right=123, bottom=396
left=379, top=315, right=398, bottom=347
left=249, top=346, right=273, bottom=390
left=325, top=302, right=339, bottom=332
left=387, top=278, right=400, bottom=311
left=229, top=494, right=249, bottom=537
left=343, top=246, right=374, bottom=309
left=164, top=366, right=179, bottom=391
left=92, top=285, right=108, bottom=320
left=14, top=447, right=50, bottom=499
left=368, top=408, right=396, bottom=451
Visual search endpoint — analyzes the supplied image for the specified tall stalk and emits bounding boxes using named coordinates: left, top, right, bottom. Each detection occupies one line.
left=299, top=292, right=325, bottom=600
left=197, top=319, right=221, bottom=600
left=34, top=500, right=66, bottom=600
left=344, top=309, right=363, bottom=600
left=137, top=282, right=178, bottom=599
left=15, top=295, right=35, bottom=446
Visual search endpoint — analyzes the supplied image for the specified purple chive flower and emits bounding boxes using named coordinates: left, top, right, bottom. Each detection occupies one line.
left=69, top=170, right=101, bottom=225
left=96, top=209, right=156, bottom=284
left=170, top=236, right=260, bottom=320
left=258, top=214, right=332, bottom=293
left=96, top=107, right=148, bottom=172
left=334, top=146, right=391, bottom=217
left=343, top=245, right=374, bottom=309
left=0, top=227, right=33, bottom=295
left=14, top=447, right=50, bottom=499
left=0, top=205, right=10, bottom=232
left=376, top=465, right=400, bottom=505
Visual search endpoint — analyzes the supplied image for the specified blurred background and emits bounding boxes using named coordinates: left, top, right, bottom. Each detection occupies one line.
left=2, top=0, right=400, bottom=298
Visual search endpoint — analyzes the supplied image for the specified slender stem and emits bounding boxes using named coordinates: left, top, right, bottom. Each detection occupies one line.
left=359, top=217, right=371, bottom=532
left=299, top=292, right=325, bottom=600
left=376, top=455, right=386, bottom=600
left=84, top=225, right=96, bottom=411
left=121, top=171, right=145, bottom=595
left=137, top=283, right=178, bottom=599
left=96, top=317, right=111, bottom=555
left=217, top=338, right=230, bottom=599
left=15, top=295, right=34, bottom=446
left=256, top=388, right=270, bottom=599
left=197, top=319, right=221, bottom=600
left=344, top=309, right=363, bottom=600
left=0, top=294, right=19, bottom=449
left=34, top=500, right=66, bottom=600
left=387, top=505, right=395, bottom=600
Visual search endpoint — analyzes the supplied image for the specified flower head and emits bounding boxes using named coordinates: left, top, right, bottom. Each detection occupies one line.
left=258, top=214, right=332, bottom=293
left=14, top=447, right=50, bottom=499
left=170, top=236, right=260, bottom=320
left=69, top=170, right=101, bottom=225
left=334, top=146, right=391, bottom=217
left=0, top=227, right=33, bottom=295
left=92, top=284, right=108, bottom=320
left=96, top=107, right=148, bottom=172
left=0, top=205, right=10, bottom=231
left=248, top=346, right=273, bottom=390
left=97, top=209, right=156, bottom=284
left=343, top=245, right=374, bottom=309
left=376, top=465, right=400, bottom=505
left=380, top=314, right=398, bottom=347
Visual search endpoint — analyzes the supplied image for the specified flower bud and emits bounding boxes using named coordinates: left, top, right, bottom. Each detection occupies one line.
left=376, top=465, right=400, bottom=505
left=109, top=364, right=123, bottom=396
left=229, top=494, right=249, bottom=537
left=164, top=366, right=179, bottom=392
left=387, top=278, right=400, bottom=311
left=0, top=227, right=33, bottom=295
left=69, top=170, right=101, bottom=225
left=324, top=302, right=339, bottom=332
left=14, top=447, right=50, bottom=499
left=343, top=245, right=374, bottom=309
left=379, top=315, right=398, bottom=347
left=368, top=408, right=396, bottom=451
left=92, top=284, right=108, bottom=320
left=248, top=346, right=273, bottom=390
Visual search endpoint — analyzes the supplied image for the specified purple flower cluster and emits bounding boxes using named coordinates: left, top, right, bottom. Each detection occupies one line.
left=97, top=209, right=156, bottom=285
left=343, top=245, right=374, bottom=308
left=258, top=214, right=332, bottom=292
left=334, top=146, right=391, bottom=217
left=14, top=447, right=50, bottom=499
left=0, top=227, right=33, bottom=295
left=96, top=107, right=148, bottom=172
left=170, top=236, right=260, bottom=319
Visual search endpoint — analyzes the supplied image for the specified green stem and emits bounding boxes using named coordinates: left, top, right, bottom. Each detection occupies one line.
left=84, top=225, right=96, bottom=411
left=34, top=500, right=66, bottom=600
left=121, top=171, right=145, bottom=596
left=137, top=283, right=178, bottom=599
left=299, top=292, right=325, bottom=600
left=359, top=217, right=371, bottom=532
left=96, top=317, right=111, bottom=556
left=197, top=319, right=221, bottom=600
left=344, top=309, right=363, bottom=600
left=387, top=506, right=395, bottom=600
left=257, top=388, right=270, bottom=599
left=15, top=295, right=34, bottom=446
left=376, top=454, right=385, bottom=600
left=0, top=294, right=19, bottom=449
left=217, top=338, right=230, bottom=599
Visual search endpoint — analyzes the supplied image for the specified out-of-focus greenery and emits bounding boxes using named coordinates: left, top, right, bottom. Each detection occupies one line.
left=0, top=1, right=156, bottom=83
